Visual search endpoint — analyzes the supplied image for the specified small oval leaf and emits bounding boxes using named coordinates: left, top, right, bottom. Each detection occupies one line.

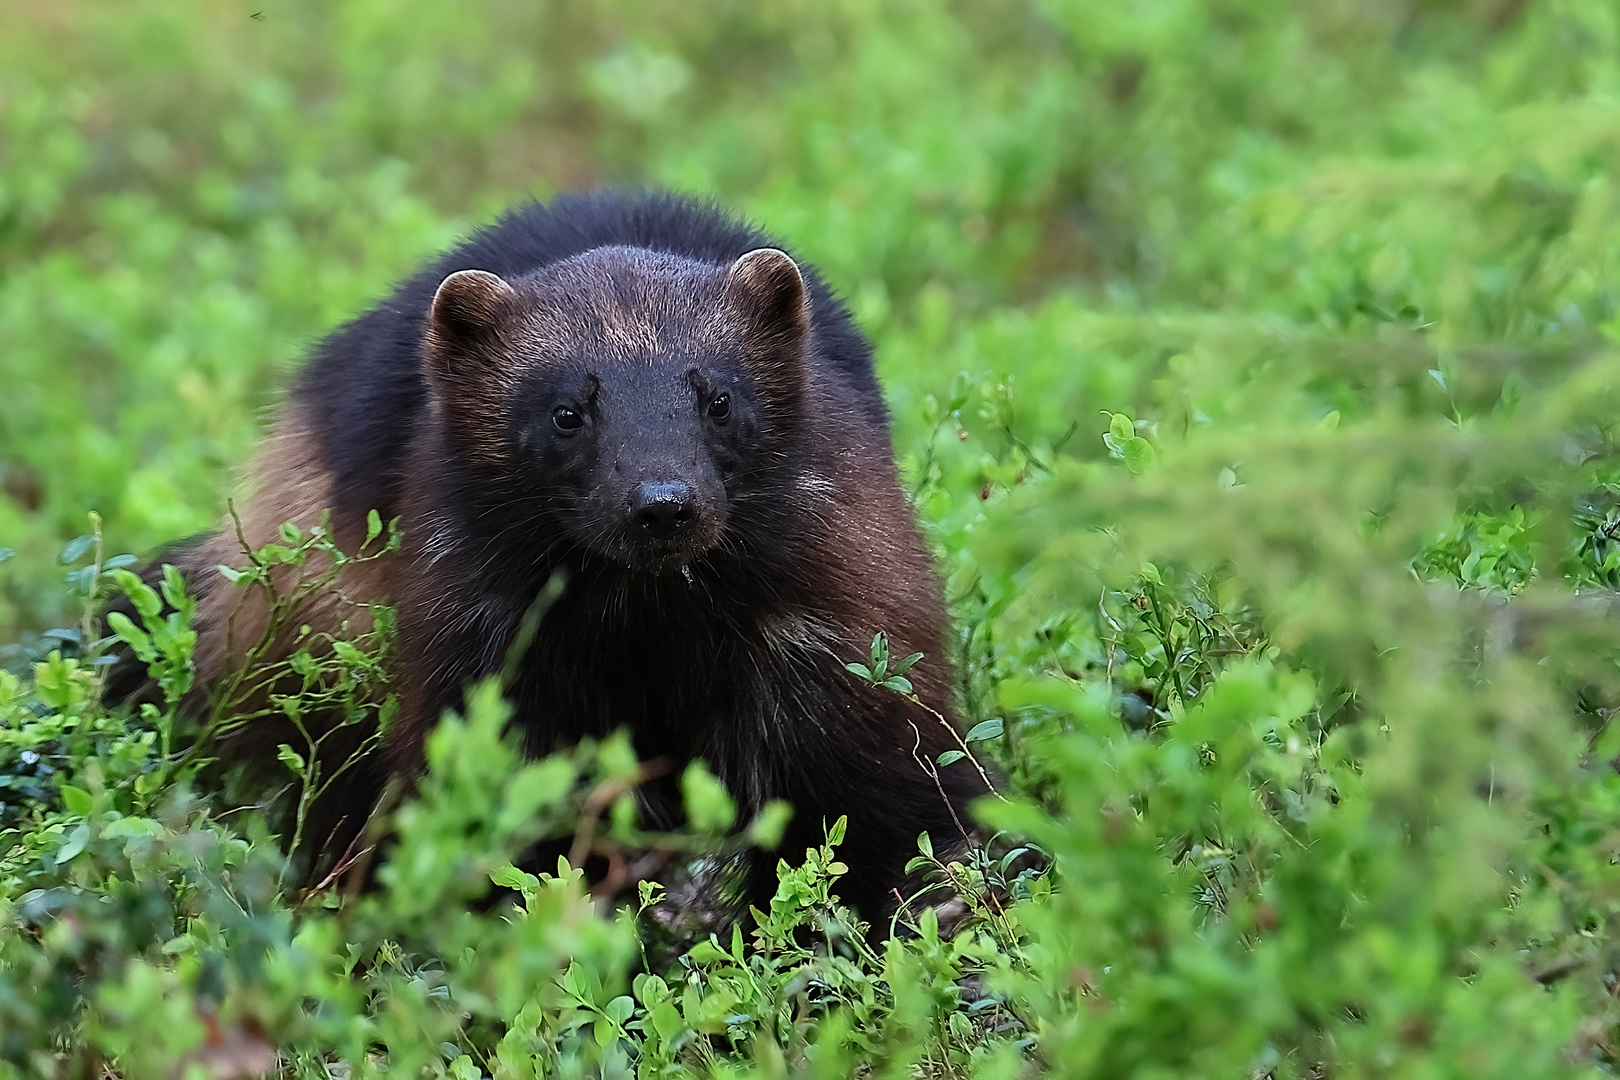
left=59, top=534, right=94, bottom=565
left=60, top=785, right=93, bottom=816
left=965, top=718, right=1004, bottom=743
left=56, top=823, right=90, bottom=865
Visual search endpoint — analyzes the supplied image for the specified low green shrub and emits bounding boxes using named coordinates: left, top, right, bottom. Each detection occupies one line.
left=10, top=1, right=1620, bottom=1075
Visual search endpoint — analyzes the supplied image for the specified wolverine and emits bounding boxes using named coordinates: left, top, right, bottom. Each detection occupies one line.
left=114, top=190, right=987, bottom=921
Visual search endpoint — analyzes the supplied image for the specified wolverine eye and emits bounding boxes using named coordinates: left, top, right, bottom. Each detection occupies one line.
left=707, top=393, right=732, bottom=423
left=552, top=406, right=583, bottom=433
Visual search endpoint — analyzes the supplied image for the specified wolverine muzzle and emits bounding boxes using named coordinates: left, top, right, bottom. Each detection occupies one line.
left=628, top=480, right=698, bottom=541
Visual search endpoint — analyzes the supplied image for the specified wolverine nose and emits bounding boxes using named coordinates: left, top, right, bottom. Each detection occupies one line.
left=628, top=480, right=697, bottom=540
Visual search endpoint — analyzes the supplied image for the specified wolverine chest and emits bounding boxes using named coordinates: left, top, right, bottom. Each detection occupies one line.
left=498, top=574, right=830, bottom=758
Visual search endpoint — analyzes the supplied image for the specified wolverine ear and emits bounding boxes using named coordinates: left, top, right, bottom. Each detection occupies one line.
left=728, top=248, right=811, bottom=346
left=425, top=269, right=518, bottom=375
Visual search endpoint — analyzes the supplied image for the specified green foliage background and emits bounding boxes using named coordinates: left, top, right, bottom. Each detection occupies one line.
left=7, top=0, right=1620, bottom=1075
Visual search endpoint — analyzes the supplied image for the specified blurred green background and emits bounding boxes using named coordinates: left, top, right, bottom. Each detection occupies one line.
left=12, top=3, right=1620, bottom=1072
left=5, top=0, right=1617, bottom=637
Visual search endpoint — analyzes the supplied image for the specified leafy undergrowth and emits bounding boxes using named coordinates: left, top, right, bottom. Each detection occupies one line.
left=10, top=0, right=1620, bottom=1076
left=1, top=534, right=1045, bottom=1078
left=9, top=373, right=1620, bottom=1076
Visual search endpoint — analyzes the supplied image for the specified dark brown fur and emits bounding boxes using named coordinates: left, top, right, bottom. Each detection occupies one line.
left=116, top=192, right=987, bottom=921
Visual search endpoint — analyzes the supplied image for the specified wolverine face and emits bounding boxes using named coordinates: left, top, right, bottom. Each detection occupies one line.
left=422, top=245, right=809, bottom=575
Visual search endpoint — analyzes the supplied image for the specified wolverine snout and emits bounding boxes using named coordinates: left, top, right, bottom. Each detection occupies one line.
left=628, top=479, right=699, bottom=541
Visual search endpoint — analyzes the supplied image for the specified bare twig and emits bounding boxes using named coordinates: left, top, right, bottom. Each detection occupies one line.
left=566, top=758, right=670, bottom=871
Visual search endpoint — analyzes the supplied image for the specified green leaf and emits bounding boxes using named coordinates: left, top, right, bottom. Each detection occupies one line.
left=158, top=563, right=190, bottom=611
left=916, top=830, right=934, bottom=859
left=59, top=780, right=93, bottom=816
left=102, top=817, right=165, bottom=840
left=1356, top=298, right=1397, bottom=322
left=681, top=761, right=737, bottom=833
left=276, top=743, right=307, bottom=779
left=1108, top=411, right=1135, bottom=443
left=112, top=569, right=162, bottom=619
left=649, top=1001, right=686, bottom=1041
left=746, top=800, right=793, bottom=848
left=60, top=785, right=94, bottom=816
left=59, top=534, right=94, bottom=565
left=366, top=508, right=383, bottom=545
left=56, top=823, right=90, bottom=865
left=106, top=611, right=155, bottom=661
left=965, top=718, right=1004, bottom=743
left=688, top=937, right=729, bottom=964
left=260, top=544, right=294, bottom=565
left=33, top=650, right=87, bottom=709
left=937, top=749, right=968, bottom=767
left=1123, top=436, right=1156, bottom=473
left=826, top=815, right=848, bottom=847
left=491, top=863, right=540, bottom=892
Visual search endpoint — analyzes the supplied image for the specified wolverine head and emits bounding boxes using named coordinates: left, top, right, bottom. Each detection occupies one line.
left=422, top=244, right=810, bottom=575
